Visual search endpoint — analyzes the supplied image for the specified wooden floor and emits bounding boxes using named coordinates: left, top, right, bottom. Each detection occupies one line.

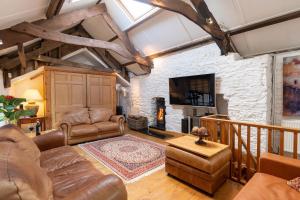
left=74, top=128, right=243, bottom=200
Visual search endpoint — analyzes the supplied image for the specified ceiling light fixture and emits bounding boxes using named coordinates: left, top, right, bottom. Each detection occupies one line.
left=206, top=17, right=214, bottom=25
left=0, top=39, right=3, bottom=45
left=69, top=0, right=81, bottom=3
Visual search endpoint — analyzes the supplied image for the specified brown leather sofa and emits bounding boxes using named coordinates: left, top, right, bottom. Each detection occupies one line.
left=60, top=108, right=125, bottom=145
left=234, top=153, right=300, bottom=200
left=0, top=124, right=127, bottom=200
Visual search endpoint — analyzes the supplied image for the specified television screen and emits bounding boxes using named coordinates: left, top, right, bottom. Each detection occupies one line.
left=169, top=74, right=215, bottom=106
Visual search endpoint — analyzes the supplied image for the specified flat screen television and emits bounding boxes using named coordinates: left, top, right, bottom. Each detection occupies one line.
left=169, top=74, right=215, bottom=107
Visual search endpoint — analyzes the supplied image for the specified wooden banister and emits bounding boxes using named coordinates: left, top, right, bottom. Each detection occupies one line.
left=200, top=114, right=300, bottom=184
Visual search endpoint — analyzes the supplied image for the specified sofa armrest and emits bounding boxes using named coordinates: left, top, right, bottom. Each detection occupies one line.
left=259, top=153, right=300, bottom=180
left=111, top=115, right=125, bottom=134
left=33, top=130, right=66, bottom=151
left=63, top=174, right=127, bottom=200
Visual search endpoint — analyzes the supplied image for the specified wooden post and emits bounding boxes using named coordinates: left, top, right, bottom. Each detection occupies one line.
left=268, top=129, right=272, bottom=153
left=17, top=43, right=27, bottom=74
left=294, top=131, right=298, bottom=159
left=279, top=130, right=284, bottom=156
left=237, top=124, right=242, bottom=182
left=246, top=126, right=251, bottom=180
left=257, top=127, right=261, bottom=171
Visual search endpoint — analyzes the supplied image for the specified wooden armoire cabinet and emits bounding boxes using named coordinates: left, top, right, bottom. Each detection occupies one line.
left=11, top=66, right=116, bottom=129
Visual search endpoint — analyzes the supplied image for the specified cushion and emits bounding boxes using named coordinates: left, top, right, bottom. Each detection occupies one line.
left=94, top=121, right=119, bottom=132
left=48, top=161, right=103, bottom=199
left=40, top=146, right=86, bottom=173
left=61, top=108, right=91, bottom=126
left=0, top=141, right=53, bottom=200
left=233, top=173, right=300, bottom=200
left=0, top=124, right=41, bottom=165
left=89, top=108, right=113, bottom=123
left=71, top=124, right=99, bottom=137
left=288, top=177, right=300, bottom=192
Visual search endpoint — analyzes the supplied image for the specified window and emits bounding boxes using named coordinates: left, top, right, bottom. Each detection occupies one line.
left=118, top=0, right=154, bottom=20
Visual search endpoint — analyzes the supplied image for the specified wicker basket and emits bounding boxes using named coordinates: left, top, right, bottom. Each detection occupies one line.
left=127, top=115, right=148, bottom=130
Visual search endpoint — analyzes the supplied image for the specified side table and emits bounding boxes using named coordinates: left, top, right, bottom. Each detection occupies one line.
left=166, top=135, right=231, bottom=194
left=17, top=116, right=46, bottom=134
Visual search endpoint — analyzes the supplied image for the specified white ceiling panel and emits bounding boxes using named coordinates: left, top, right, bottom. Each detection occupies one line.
left=128, top=11, right=191, bottom=56
left=206, top=0, right=244, bottom=30
left=232, top=18, right=300, bottom=57
left=177, top=15, right=208, bottom=41
left=0, top=0, right=48, bottom=29
left=108, top=39, right=132, bottom=64
left=60, top=0, right=98, bottom=14
left=82, top=15, right=116, bottom=41
left=235, top=0, right=300, bottom=24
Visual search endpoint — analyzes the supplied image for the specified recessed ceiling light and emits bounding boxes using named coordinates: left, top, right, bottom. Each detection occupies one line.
left=206, top=17, right=214, bottom=25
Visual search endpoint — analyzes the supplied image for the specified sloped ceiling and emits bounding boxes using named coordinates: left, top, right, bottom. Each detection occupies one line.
left=1, top=0, right=300, bottom=75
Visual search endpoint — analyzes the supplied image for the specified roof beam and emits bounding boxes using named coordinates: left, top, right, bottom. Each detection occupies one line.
left=11, top=22, right=134, bottom=60
left=100, top=4, right=152, bottom=73
left=1, top=41, right=63, bottom=70
left=46, top=0, right=65, bottom=19
left=133, top=0, right=234, bottom=55
left=33, top=55, right=112, bottom=72
left=0, top=4, right=106, bottom=51
left=17, top=43, right=27, bottom=71
left=229, top=9, right=300, bottom=35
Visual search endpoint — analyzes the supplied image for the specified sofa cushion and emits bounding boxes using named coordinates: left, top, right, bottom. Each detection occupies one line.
left=0, top=141, right=53, bottom=200
left=40, top=146, right=86, bottom=173
left=0, top=124, right=41, bottom=165
left=48, top=161, right=104, bottom=200
left=94, top=121, right=119, bottom=132
left=89, top=108, right=113, bottom=123
left=71, top=124, right=99, bottom=137
left=234, top=173, right=300, bottom=200
left=61, top=108, right=91, bottom=126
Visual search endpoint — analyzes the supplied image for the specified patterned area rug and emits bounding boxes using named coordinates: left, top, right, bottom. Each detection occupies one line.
left=79, top=135, right=165, bottom=183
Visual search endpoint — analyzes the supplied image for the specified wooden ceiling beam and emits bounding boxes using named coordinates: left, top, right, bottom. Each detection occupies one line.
left=46, top=0, right=65, bottom=19
left=133, top=0, right=234, bottom=55
left=1, top=41, right=63, bottom=70
left=17, top=43, right=27, bottom=73
left=11, top=22, right=134, bottom=60
left=100, top=4, right=152, bottom=73
left=0, top=4, right=106, bottom=51
left=33, top=55, right=112, bottom=72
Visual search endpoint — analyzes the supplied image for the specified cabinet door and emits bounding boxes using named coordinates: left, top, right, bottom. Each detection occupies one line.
left=87, top=75, right=116, bottom=113
left=51, top=72, right=86, bottom=126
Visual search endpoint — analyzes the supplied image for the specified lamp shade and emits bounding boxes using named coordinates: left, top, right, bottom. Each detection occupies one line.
left=23, top=89, right=43, bottom=101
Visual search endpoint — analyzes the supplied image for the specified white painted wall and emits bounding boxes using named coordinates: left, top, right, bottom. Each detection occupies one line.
left=130, top=43, right=272, bottom=152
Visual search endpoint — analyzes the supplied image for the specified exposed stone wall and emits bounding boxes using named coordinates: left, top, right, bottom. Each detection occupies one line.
left=129, top=43, right=272, bottom=152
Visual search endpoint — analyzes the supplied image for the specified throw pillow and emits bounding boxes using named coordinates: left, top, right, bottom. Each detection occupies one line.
left=61, top=108, right=91, bottom=126
left=287, top=177, right=300, bottom=192
left=89, top=108, right=113, bottom=123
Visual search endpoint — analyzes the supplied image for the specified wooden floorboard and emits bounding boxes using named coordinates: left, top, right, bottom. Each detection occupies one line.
left=73, top=128, right=243, bottom=200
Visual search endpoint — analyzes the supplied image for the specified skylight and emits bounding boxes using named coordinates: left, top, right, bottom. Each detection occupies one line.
left=118, top=0, right=154, bottom=20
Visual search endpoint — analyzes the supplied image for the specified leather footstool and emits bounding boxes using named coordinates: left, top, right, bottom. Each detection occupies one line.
left=165, top=136, right=231, bottom=194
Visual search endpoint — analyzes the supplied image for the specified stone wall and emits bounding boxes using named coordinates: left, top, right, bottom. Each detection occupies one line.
left=129, top=43, right=272, bottom=152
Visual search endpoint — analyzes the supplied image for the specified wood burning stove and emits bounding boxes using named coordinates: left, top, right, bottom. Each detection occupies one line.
left=152, top=97, right=166, bottom=130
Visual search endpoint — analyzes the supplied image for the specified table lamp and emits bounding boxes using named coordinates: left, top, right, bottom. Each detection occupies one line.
left=24, top=89, right=43, bottom=117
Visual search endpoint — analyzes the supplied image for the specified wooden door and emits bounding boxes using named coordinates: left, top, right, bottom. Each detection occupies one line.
left=87, top=74, right=116, bottom=113
left=51, top=71, right=86, bottom=126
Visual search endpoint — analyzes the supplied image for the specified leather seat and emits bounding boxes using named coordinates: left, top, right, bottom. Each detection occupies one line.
left=70, top=124, right=98, bottom=137
left=94, top=121, right=119, bottom=132
left=234, top=173, right=300, bottom=200
left=0, top=125, right=127, bottom=200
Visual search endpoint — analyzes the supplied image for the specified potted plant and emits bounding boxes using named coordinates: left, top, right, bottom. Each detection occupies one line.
left=0, top=95, right=33, bottom=124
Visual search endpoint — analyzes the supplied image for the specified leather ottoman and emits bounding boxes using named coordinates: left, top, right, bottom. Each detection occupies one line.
left=165, top=136, right=231, bottom=194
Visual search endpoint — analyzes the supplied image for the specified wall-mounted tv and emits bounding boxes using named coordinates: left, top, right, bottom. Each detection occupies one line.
left=169, top=74, right=215, bottom=107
